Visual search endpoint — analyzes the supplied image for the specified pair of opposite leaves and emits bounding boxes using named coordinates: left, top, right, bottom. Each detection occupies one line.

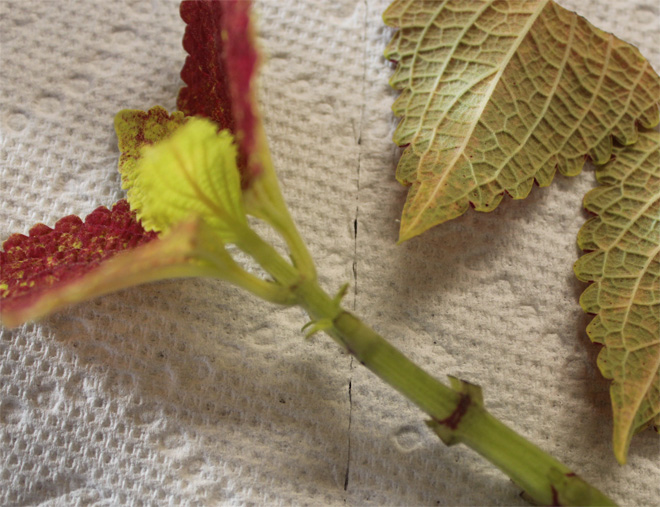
left=0, top=0, right=658, bottom=465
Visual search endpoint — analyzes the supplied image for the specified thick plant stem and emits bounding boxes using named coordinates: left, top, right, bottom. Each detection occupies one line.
left=297, top=282, right=616, bottom=506
left=236, top=229, right=616, bottom=506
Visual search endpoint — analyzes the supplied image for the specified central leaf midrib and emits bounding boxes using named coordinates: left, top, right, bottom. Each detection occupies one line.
left=407, top=0, right=551, bottom=235
left=463, top=7, right=579, bottom=196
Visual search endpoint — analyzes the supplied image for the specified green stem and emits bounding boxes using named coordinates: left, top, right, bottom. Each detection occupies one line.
left=245, top=162, right=317, bottom=280
left=236, top=229, right=616, bottom=506
left=235, top=226, right=301, bottom=287
left=195, top=248, right=296, bottom=306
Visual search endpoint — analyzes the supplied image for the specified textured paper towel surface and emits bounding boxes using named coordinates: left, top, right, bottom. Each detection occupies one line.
left=1, top=0, right=659, bottom=505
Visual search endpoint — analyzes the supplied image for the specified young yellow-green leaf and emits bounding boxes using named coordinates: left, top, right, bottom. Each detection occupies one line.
left=127, top=117, right=247, bottom=241
left=384, top=0, right=660, bottom=241
left=574, top=130, right=660, bottom=464
left=115, top=106, right=187, bottom=192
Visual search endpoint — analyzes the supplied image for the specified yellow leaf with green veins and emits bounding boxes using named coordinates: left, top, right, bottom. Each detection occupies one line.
left=127, top=117, right=248, bottom=241
left=575, top=130, right=660, bottom=464
left=384, top=0, right=660, bottom=241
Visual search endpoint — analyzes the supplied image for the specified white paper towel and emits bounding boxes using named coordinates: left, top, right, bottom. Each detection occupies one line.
left=1, top=0, right=658, bottom=505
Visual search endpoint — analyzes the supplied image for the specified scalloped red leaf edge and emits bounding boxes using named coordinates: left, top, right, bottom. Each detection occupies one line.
left=1, top=201, right=157, bottom=320
left=177, top=0, right=260, bottom=186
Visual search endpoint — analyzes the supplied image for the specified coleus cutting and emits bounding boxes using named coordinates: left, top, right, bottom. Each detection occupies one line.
left=1, top=1, right=312, bottom=326
left=0, top=0, right=655, bottom=505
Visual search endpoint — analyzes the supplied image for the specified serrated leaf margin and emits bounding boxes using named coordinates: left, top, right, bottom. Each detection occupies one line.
left=574, top=130, right=660, bottom=463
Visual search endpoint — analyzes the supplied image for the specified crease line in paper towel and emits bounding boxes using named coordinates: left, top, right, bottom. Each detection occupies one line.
left=344, top=0, right=370, bottom=495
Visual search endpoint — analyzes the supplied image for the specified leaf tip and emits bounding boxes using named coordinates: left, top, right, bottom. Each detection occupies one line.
left=397, top=220, right=422, bottom=243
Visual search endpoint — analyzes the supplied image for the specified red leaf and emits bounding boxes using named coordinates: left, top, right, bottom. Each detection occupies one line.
left=1, top=200, right=157, bottom=321
left=177, top=0, right=260, bottom=186
left=178, top=1, right=234, bottom=130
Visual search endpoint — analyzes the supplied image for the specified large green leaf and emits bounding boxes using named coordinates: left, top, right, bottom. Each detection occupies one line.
left=575, top=130, right=660, bottom=464
left=384, top=0, right=660, bottom=241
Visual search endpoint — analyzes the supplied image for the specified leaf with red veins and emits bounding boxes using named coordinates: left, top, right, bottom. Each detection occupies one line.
left=115, top=106, right=187, bottom=192
left=0, top=200, right=206, bottom=328
left=177, top=0, right=262, bottom=186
